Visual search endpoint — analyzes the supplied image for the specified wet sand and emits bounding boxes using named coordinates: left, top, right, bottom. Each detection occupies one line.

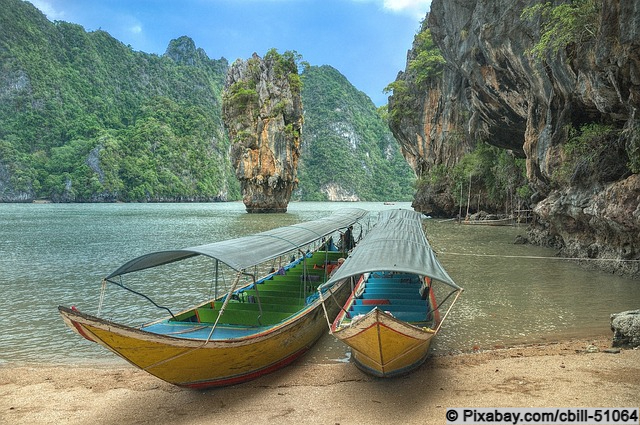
left=1, top=336, right=638, bottom=425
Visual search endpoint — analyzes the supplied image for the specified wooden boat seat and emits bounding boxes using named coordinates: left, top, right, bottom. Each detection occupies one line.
left=241, top=295, right=304, bottom=305
left=225, top=310, right=293, bottom=326
left=364, top=285, right=421, bottom=294
left=263, top=288, right=315, bottom=298
left=361, top=299, right=390, bottom=305
left=212, top=300, right=302, bottom=312
left=243, top=288, right=309, bottom=299
left=349, top=305, right=431, bottom=324
left=266, top=276, right=321, bottom=285
left=350, top=304, right=428, bottom=315
left=196, top=307, right=294, bottom=326
left=257, top=282, right=307, bottom=291
left=354, top=298, right=424, bottom=306
left=365, top=281, right=421, bottom=288
left=363, top=288, right=419, bottom=299
left=219, top=302, right=302, bottom=314
left=284, top=270, right=325, bottom=278
left=367, top=277, right=420, bottom=285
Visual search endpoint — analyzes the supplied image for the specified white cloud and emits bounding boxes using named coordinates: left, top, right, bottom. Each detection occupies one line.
left=351, top=0, right=430, bottom=19
left=382, top=0, right=431, bottom=18
left=29, top=0, right=65, bottom=20
left=130, top=24, right=143, bottom=34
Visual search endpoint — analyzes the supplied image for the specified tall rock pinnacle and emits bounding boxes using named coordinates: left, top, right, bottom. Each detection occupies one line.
left=222, top=50, right=303, bottom=213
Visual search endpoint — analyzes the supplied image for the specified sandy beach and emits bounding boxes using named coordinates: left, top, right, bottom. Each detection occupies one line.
left=1, top=335, right=638, bottom=425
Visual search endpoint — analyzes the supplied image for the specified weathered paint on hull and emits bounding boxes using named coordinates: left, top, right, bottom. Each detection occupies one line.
left=59, top=279, right=349, bottom=388
left=333, top=308, right=436, bottom=378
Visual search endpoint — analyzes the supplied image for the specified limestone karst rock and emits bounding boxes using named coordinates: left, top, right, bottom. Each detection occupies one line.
left=388, top=0, right=640, bottom=276
left=222, top=51, right=303, bottom=213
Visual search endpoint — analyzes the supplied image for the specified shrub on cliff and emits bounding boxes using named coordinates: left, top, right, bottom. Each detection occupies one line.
left=385, top=23, right=445, bottom=128
left=521, top=0, right=599, bottom=60
left=552, top=123, right=628, bottom=188
left=420, top=143, right=531, bottom=215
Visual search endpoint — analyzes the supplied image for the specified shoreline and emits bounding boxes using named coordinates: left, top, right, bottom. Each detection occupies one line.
left=2, top=335, right=638, bottom=425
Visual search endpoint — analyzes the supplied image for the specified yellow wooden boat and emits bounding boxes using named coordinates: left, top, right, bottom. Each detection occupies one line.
left=320, top=209, right=463, bottom=377
left=59, top=208, right=368, bottom=388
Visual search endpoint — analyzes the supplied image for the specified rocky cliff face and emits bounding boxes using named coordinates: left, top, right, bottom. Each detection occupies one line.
left=390, top=0, right=640, bottom=276
left=388, top=36, right=476, bottom=216
left=222, top=52, right=303, bottom=213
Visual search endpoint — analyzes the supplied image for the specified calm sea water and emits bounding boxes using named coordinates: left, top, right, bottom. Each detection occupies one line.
left=1, top=201, right=638, bottom=366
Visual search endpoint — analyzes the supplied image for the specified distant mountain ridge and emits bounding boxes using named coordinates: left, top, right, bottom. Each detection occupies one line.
left=0, top=0, right=236, bottom=202
left=0, top=0, right=414, bottom=203
left=299, top=65, right=414, bottom=201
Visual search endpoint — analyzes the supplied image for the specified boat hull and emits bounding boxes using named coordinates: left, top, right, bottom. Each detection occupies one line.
left=333, top=308, right=436, bottom=378
left=59, top=278, right=349, bottom=388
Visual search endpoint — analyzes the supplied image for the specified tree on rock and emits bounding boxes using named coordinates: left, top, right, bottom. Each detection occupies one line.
left=222, top=49, right=303, bottom=213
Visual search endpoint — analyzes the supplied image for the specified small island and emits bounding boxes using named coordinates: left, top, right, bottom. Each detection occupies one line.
left=222, top=50, right=303, bottom=213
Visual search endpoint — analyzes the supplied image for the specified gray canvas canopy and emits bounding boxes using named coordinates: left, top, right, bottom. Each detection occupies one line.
left=321, top=209, right=461, bottom=290
left=106, top=208, right=368, bottom=279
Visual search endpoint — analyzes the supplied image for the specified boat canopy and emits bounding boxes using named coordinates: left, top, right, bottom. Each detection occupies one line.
left=106, top=208, right=369, bottom=279
left=321, top=209, right=462, bottom=290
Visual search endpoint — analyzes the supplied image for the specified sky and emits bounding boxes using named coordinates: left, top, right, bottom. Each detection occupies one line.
left=28, top=0, right=431, bottom=106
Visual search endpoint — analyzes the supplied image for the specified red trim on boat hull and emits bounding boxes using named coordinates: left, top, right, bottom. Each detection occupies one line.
left=71, top=320, right=96, bottom=342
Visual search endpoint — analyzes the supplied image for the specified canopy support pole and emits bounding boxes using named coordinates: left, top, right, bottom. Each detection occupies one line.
left=434, top=289, right=463, bottom=334
left=249, top=271, right=263, bottom=325
left=206, top=272, right=243, bottom=341
left=322, top=248, right=329, bottom=286
left=214, top=260, right=219, bottom=299
left=300, top=249, right=308, bottom=299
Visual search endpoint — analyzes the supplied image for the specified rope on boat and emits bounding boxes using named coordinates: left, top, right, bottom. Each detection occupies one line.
left=441, top=252, right=640, bottom=262
left=328, top=286, right=349, bottom=319
left=97, top=279, right=107, bottom=316
left=106, top=276, right=177, bottom=320
left=317, top=288, right=331, bottom=329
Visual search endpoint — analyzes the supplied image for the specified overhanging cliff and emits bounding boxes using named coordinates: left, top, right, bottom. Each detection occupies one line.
left=389, top=0, right=640, bottom=276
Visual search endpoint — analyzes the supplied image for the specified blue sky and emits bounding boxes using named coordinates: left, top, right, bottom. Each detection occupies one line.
left=29, top=0, right=431, bottom=106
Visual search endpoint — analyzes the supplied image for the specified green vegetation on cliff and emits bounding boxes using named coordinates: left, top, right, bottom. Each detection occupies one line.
left=419, top=143, right=530, bottom=215
left=0, top=0, right=237, bottom=201
left=384, top=23, right=444, bottom=128
left=522, top=0, right=639, bottom=178
left=300, top=65, right=415, bottom=201
left=521, top=0, right=599, bottom=60
left=551, top=123, right=630, bottom=188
